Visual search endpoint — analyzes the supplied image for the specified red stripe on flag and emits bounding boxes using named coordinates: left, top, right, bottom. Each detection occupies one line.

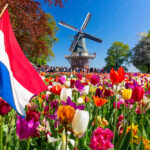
left=0, top=10, right=47, bottom=94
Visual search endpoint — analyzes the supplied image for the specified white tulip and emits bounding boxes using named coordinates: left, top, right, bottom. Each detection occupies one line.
left=72, top=110, right=89, bottom=136
left=77, top=97, right=84, bottom=104
left=65, top=81, right=71, bottom=87
left=83, top=85, right=89, bottom=95
left=60, top=88, right=72, bottom=102
left=70, top=74, right=73, bottom=78
left=46, top=91, right=51, bottom=97
left=66, top=77, right=71, bottom=81
left=47, top=134, right=59, bottom=143
left=47, top=131, right=74, bottom=150
left=48, top=85, right=52, bottom=90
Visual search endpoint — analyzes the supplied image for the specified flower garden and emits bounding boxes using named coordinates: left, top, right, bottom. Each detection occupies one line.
left=1, top=67, right=150, bottom=150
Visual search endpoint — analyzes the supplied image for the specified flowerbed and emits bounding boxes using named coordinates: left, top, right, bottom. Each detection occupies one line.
left=1, top=67, right=150, bottom=150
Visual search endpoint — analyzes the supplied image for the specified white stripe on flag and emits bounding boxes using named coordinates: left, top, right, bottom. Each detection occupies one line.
left=0, top=30, right=34, bottom=116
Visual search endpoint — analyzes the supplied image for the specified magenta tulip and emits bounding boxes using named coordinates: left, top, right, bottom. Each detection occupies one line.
left=131, top=86, right=144, bottom=102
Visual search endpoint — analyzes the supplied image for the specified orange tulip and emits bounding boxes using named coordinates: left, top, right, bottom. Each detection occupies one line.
left=57, top=105, right=75, bottom=124
left=49, top=76, right=53, bottom=81
left=40, top=72, right=46, bottom=76
left=45, top=78, right=50, bottom=83
left=110, top=67, right=125, bottom=84
left=50, top=85, right=63, bottom=95
left=41, top=94, right=46, bottom=100
left=93, top=96, right=108, bottom=107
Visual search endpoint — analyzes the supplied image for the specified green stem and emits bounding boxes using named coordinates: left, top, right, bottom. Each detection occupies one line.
left=131, top=105, right=134, bottom=150
left=65, top=124, right=68, bottom=150
left=141, top=109, right=144, bottom=150
left=123, top=104, right=125, bottom=128
left=27, top=138, right=30, bottom=150
left=74, top=136, right=78, bottom=149
left=0, top=116, right=3, bottom=150
left=95, top=107, right=98, bottom=127
left=113, top=85, right=118, bottom=146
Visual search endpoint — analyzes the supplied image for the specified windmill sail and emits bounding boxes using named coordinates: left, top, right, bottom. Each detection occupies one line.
left=59, top=12, right=102, bottom=68
left=83, top=32, right=102, bottom=43
left=80, top=12, right=92, bottom=31
left=69, top=33, right=81, bottom=51
left=59, top=21, right=79, bottom=32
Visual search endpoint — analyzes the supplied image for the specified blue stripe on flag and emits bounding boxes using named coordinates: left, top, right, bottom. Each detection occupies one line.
left=0, top=62, right=17, bottom=110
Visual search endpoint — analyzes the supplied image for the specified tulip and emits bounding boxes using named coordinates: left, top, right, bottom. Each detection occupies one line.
left=57, top=105, right=75, bottom=124
left=65, top=81, right=71, bottom=87
left=122, top=88, right=132, bottom=100
left=60, top=88, right=72, bottom=102
left=93, top=96, right=108, bottom=107
left=16, top=115, right=40, bottom=140
left=83, top=85, right=89, bottom=95
left=110, top=67, right=125, bottom=84
left=50, top=85, right=63, bottom=95
left=95, top=88, right=103, bottom=98
left=77, top=97, right=84, bottom=104
left=72, top=109, right=89, bottom=136
left=131, top=86, right=144, bottom=102
left=75, top=80, right=84, bottom=92
left=27, top=102, right=38, bottom=111
left=0, top=98, right=11, bottom=115
left=90, top=75, right=100, bottom=86
left=47, top=131, right=75, bottom=150
left=26, top=110, right=41, bottom=122
left=58, top=75, right=66, bottom=84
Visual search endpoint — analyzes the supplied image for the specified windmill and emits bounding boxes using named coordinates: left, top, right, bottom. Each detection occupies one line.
left=59, top=12, right=102, bottom=68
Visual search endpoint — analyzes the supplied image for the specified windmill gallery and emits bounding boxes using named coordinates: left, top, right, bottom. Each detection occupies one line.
left=59, top=12, right=102, bottom=69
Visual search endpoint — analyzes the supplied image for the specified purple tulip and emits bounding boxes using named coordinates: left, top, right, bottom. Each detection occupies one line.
left=75, top=80, right=84, bottom=92
left=58, top=75, right=66, bottom=84
left=90, top=75, right=100, bottom=86
left=62, top=97, right=85, bottom=110
left=16, top=115, right=40, bottom=140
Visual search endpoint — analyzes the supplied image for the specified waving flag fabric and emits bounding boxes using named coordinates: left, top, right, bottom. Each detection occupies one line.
left=0, top=10, right=47, bottom=116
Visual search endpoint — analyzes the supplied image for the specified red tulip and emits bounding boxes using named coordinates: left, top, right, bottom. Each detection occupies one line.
left=0, top=98, right=11, bottom=115
left=110, top=67, right=125, bottom=84
left=70, top=79, right=75, bottom=88
left=131, top=86, right=144, bottom=102
left=50, top=85, right=63, bottom=95
left=26, top=110, right=41, bottom=122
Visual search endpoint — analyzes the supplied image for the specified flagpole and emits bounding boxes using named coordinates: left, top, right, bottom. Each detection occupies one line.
left=0, top=4, right=8, bottom=19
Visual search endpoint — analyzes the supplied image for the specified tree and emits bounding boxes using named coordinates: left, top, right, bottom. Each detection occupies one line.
left=132, top=31, right=150, bottom=73
left=0, top=0, right=66, bottom=65
left=105, top=41, right=130, bottom=71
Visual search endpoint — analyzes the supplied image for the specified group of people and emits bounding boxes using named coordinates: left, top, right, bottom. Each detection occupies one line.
left=33, top=64, right=106, bottom=73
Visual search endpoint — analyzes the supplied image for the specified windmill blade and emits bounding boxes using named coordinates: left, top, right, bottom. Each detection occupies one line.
left=69, top=33, right=81, bottom=51
left=80, top=12, right=92, bottom=31
left=83, top=32, right=102, bottom=43
left=59, top=21, right=79, bottom=32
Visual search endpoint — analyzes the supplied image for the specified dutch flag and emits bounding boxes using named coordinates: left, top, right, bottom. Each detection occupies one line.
left=0, top=9, right=47, bottom=116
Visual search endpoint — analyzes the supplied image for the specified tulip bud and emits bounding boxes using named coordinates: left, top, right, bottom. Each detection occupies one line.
left=72, top=110, right=89, bottom=136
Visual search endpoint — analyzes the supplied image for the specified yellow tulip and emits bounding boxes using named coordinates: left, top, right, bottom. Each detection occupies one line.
left=38, top=97, right=43, bottom=104
left=122, top=88, right=132, bottom=100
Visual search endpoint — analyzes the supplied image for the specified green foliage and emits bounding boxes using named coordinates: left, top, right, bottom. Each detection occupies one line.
left=29, top=13, right=58, bottom=65
left=105, top=41, right=130, bottom=71
left=132, top=30, right=150, bottom=73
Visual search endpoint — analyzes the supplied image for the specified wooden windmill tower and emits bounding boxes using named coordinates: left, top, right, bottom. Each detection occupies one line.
left=59, top=12, right=102, bottom=68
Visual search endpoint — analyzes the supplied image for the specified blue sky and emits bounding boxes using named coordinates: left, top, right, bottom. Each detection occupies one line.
left=43, top=0, right=150, bottom=71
